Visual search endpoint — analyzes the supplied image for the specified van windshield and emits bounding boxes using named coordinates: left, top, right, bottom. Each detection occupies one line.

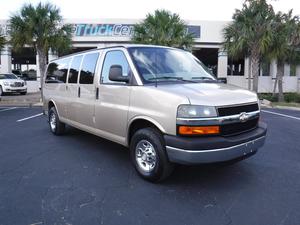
left=128, top=47, right=216, bottom=83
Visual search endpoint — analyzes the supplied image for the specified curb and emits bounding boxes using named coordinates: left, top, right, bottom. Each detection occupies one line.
left=261, top=104, right=300, bottom=111
left=272, top=105, right=300, bottom=111
left=0, top=101, right=42, bottom=107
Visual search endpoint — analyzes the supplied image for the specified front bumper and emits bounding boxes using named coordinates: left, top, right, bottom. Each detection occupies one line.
left=3, top=86, right=27, bottom=93
left=164, top=122, right=267, bottom=165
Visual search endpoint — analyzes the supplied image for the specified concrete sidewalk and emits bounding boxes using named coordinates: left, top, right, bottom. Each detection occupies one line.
left=0, top=92, right=42, bottom=107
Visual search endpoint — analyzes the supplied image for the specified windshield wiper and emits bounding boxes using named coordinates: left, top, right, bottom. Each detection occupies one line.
left=148, top=76, right=198, bottom=83
left=191, top=77, right=217, bottom=83
left=148, top=76, right=182, bottom=81
left=191, top=77, right=214, bottom=80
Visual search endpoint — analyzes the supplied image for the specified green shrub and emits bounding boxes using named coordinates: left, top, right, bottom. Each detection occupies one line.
left=258, top=92, right=300, bottom=103
left=258, top=93, right=278, bottom=102
left=284, top=93, right=300, bottom=103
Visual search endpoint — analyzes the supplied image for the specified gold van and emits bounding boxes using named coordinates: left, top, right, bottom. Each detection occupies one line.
left=43, top=45, right=267, bottom=182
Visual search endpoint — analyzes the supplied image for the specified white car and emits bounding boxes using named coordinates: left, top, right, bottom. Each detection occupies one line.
left=0, top=73, right=27, bottom=96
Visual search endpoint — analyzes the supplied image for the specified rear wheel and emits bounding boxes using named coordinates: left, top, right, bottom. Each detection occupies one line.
left=48, top=107, right=65, bottom=135
left=130, top=128, right=174, bottom=182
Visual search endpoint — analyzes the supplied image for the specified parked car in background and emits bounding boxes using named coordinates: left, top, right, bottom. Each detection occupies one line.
left=12, top=69, right=23, bottom=78
left=43, top=45, right=267, bottom=182
left=0, top=73, right=27, bottom=96
left=22, top=70, right=37, bottom=80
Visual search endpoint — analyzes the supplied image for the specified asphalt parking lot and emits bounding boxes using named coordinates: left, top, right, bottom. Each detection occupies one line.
left=0, top=107, right=300, bottom=225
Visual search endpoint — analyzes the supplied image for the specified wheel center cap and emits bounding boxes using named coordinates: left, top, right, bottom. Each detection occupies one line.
left=141, top=153, right=147, bottom=161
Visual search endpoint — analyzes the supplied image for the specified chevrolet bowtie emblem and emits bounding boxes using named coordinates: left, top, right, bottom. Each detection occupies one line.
left=239, top=112, right=249, bottom=122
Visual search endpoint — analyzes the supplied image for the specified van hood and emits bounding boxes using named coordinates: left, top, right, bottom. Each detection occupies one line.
left=153, top=82, right=258, bottom=106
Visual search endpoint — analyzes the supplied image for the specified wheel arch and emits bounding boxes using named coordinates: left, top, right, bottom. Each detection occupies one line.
left=127, top=116, right=166, bottom=146
left=48, top=99, right=61, bottom=118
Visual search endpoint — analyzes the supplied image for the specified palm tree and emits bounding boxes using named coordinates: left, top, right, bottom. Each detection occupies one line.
left=132, top=9, right=194, bottom=49
left=0, top=35, right=5, bottom=50
left=9, top=2, right=72, bottom=90
left=269, top=11, right=300, bottom=101
left=223, top=0, right=275, bottom=92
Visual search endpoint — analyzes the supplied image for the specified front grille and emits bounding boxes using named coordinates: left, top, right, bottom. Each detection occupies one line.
left=221, top=118, right=259, bottom=136
left=217, top=103, right=259, bottom=117
left=10, top=82, right=23, bottom=87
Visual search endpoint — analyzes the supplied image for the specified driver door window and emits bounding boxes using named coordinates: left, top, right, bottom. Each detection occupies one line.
left=101, top=50, right=131, bottom=84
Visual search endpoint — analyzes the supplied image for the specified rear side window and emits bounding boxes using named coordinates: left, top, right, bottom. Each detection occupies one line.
left=46, top=58, right=71, bottom=83
left=79, top=52, right=99, bottom=84
left=68, top=55, right=83, bottom=83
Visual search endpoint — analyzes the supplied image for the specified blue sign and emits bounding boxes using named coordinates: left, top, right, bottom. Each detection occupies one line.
left=73, top=24, right=201, bottom=38
left=74, top=24, right=134, bottom=37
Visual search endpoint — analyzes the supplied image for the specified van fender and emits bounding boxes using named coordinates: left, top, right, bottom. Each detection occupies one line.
left=126, top=115, right=166, bottom=145
left=48, top=99, right=61, bottom=119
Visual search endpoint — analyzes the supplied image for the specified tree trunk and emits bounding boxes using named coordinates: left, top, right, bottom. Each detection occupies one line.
left=251, top=55, right=260, bottom=93
left=248, top=56, right=252, bottom=90
left=272, top=74, right=278, bottom=97
left=277, top=62, right=284, bottom=102
left=37, top=48, right=47, bottom=100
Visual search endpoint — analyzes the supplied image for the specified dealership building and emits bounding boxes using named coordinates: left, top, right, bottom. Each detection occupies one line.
left=0, top=18, right=300, bottom=93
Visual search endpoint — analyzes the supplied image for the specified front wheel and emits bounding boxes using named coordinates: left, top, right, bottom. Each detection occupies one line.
left=48, top=107, right=65, bottom=135
left=20, top=91, right=27, bottom=95
left=0, top=86, right=3, bottom=96
left=130, top=128, right=174, bottom=182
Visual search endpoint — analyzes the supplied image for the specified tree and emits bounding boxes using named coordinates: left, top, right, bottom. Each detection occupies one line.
left=132, top=9, right=194, bottom=49
left=223, top=0, right=275, bottom=92
left=269, top=11, right=300, bottom=101
left=9, top=2, right=72, bottom=91
left=0, top=35, right=5, bottom=50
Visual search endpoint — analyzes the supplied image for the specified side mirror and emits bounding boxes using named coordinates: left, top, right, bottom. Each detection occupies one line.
left=109, top=65, right=130, bottom=83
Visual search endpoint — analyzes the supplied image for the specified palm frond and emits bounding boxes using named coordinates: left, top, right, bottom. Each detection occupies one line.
left=9, top=2, right=72, bottom=54
left=132, top=9, right=194, bottom=49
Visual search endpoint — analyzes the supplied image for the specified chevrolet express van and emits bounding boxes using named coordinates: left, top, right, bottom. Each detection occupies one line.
left=43, top=45, right=267, bottom=182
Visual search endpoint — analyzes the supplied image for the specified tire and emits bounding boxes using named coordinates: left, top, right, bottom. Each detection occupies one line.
left=20, top=92, right=27, bottom=95
left=0, top=86, right=3, bottom=96
left=48, top=107, right=65, bottom=135
left=130, top=128, right=174, bottom=182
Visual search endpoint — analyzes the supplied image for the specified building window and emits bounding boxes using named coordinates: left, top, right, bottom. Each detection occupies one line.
left=227, top=57, right=244, bottom=76
left=290, top=64, right=296, bottom=76
left=260, top=60, right=270, bottom=76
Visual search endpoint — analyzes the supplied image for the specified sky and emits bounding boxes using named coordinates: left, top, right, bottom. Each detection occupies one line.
left=0, top=0, right=299, bottom=21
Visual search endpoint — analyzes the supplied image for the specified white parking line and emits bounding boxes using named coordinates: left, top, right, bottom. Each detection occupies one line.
left=0, top=107, right=18, bottom=112
left=262, top=110, right=300, bottom=121
left=17, top=113, right=43, bottom=122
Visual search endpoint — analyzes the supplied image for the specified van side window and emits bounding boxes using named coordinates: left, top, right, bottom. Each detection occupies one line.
left=45, top=58, right=71, bottom=83
left=79, top=52, right=99, bottom=84
left=68, top=55, right=83, bottom=83
left=101, top=50, right=131, bottom=84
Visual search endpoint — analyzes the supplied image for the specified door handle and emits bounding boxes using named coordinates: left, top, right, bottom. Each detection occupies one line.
left=96, top=87, right=99, bottom=99
left=78, top=87, right=81, bottom=98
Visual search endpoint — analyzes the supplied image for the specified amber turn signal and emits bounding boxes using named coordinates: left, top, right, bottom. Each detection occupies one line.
left=178, top=125, right=220, bottom=135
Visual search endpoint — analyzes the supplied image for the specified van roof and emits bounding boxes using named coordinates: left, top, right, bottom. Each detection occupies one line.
left=49, top=44, right=177, bottom=63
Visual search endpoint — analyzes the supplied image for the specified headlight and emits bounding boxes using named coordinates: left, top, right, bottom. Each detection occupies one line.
left=177, top=105, right=217, bottom=118
left=3, top=82, right=9, bottom=86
